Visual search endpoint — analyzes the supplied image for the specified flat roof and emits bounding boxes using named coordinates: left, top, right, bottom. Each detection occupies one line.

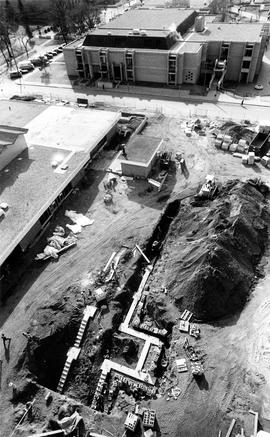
left=123, top=135, right=162, bottom=165
left=99, top=8, right=195, bottom=31
left=0, top=144, right=87, bottom=265
left=0, top=100, right=46, bottom=127
left=172, top=39, right=202, bottom=53
left=0, top=125, right=28, bottom=147
left=0, top=103, right=121, bottom=265
left=25, top=106, right=120, bottom=152
left=188, top=22, right=263, bottom=43
left=90, top=27, right=169, bottom=38
left=65, top=37, right=85, bottom=49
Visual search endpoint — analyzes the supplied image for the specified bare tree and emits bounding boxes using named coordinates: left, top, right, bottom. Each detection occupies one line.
left=50, top=0, right=71, bottom=43
left=17, top=0, right=32, bottom=38
left=17, top=28, right=29, bottom=57
left=0, top=5, right=13, bottom=67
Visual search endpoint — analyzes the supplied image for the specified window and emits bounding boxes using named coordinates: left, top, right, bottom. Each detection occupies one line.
left=39, top=207, right=52, bottom=226
left=244, top=49, right=253, bottom=57
left=220, top=42, right=229, bottom=60
left=169, top=60, right=176, bottom=72
left=126, top=57, right=133, bottom=69
left=127, top=70, right=133, bottom=80
left=242, top=60, right=251, bottom=69
left=244, top=44, right=254, bottom=57
left=168, top=73, right=176, bottom=83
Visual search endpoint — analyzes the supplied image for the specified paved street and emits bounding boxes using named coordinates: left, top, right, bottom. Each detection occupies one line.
left=2, top=76, right=270, bottom=123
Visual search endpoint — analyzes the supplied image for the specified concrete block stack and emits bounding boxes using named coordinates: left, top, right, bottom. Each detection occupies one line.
left=261, top=156, right=270, bottom=167
left=248, top=151, right=255, bottom=165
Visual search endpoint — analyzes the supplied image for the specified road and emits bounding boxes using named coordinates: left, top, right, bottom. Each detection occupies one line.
left=2, top=76, right=270, bottom=123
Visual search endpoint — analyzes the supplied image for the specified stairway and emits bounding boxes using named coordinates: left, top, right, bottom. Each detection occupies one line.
left=74, top=318, right=88, bottom=348
left=57, top=316, right=89, bottom=393
left=57, top=359, right=72, bottom=393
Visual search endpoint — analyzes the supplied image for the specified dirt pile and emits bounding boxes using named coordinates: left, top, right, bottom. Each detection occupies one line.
left=15, top=285, right=84, bottom=390
left=156, top=180, right=269, bottom=321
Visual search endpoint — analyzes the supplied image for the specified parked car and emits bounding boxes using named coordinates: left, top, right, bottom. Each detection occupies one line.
left=9, top=69, right=22, bottom=79
left=56, top=47, right=63, bottom=53
left=46, top=53, right=53, bottom=59
left=29, top=57, right=43, bottom=67
left=254, top=84, right=264, bottom=90
left=18, top=60, right=34, bottom=71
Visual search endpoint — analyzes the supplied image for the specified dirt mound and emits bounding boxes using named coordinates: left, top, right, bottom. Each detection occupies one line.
left=157, top=180, right=269, bottom=321
left=15, top=286, right=84, bottom=390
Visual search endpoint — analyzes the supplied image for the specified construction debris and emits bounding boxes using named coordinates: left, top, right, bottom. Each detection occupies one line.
left=35, top=227, right=77, bottom=261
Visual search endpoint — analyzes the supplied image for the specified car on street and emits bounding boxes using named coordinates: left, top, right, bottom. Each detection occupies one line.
left=18, top=60, right=34, bottom=71
left=254, top=84, right=264, bottom=90
left=30, top=57, right=44, bottom=67
left=46, top=53, right=54, bottom=59
left=9, top=70, right=22, bottom=79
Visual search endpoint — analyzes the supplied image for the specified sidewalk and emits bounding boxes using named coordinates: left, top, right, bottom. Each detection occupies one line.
left=21, top=77, right=270, bottom=108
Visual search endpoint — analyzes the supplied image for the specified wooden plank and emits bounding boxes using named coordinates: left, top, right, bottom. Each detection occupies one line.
left=26, top=430, right=64, bottom=437
left=135, top=244, right=151, bottom=264
left=103, top=251, right=116, bottom=272
left=225, top=419, right=236, bottom=437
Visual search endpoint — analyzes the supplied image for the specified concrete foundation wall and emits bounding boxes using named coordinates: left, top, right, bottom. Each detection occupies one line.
left=121, top=161, right=151, bottom=178
left=63, top=47, right=78, bottom=76
left=0, top=135, right=27, bottom=172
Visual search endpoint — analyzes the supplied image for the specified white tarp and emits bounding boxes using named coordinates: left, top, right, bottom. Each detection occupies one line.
left=65, top=210, right=94, bottom=227
left=58, top=411, right=83, bottom=435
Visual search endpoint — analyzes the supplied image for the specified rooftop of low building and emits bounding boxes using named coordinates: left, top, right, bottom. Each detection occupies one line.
left=188, top=22, right=263, bottom=43
left=99, top=8, right=196, bottom=31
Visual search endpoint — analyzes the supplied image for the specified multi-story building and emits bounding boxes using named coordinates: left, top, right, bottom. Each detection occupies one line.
left=63, top=8, right=267, bottom=88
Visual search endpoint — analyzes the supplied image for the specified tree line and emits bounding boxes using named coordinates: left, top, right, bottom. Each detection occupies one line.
left=0, top=0, right=115, bottom=67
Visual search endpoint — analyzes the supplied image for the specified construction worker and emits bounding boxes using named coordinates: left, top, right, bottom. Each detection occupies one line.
left=120, top=143, right=127, bottom=159
left=1, top=334, right=11, bottom=350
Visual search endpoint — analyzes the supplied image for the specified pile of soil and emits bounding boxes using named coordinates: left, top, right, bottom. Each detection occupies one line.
left=219, top=121, right=255, bottom=144
left=153, top=180, right=269, bottom=321
left=15, top=286, right=84, bottom=390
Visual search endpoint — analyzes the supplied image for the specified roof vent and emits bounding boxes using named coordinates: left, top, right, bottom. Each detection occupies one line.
left=195, top=15, right=205, bottom=32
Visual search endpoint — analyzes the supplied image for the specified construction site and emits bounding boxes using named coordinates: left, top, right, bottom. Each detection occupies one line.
left=2, top=98, right=270, bottom=437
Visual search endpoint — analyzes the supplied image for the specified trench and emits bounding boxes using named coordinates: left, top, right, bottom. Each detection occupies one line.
left=21, top=198, right=181, bottom=402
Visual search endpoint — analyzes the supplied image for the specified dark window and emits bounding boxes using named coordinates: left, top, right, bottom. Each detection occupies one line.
left=40, top=208, right=52, bottom=226
left=242, top=60, right=251, bottom=69
left=169, top=60, right=176, bottom=72
left=127, top=70, right=133, bottom=79
left=245, top=49, right=253, bottom=57
left=126, top=57, right=133, bottom=69
left=220, top=47, right=228, bottom=60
